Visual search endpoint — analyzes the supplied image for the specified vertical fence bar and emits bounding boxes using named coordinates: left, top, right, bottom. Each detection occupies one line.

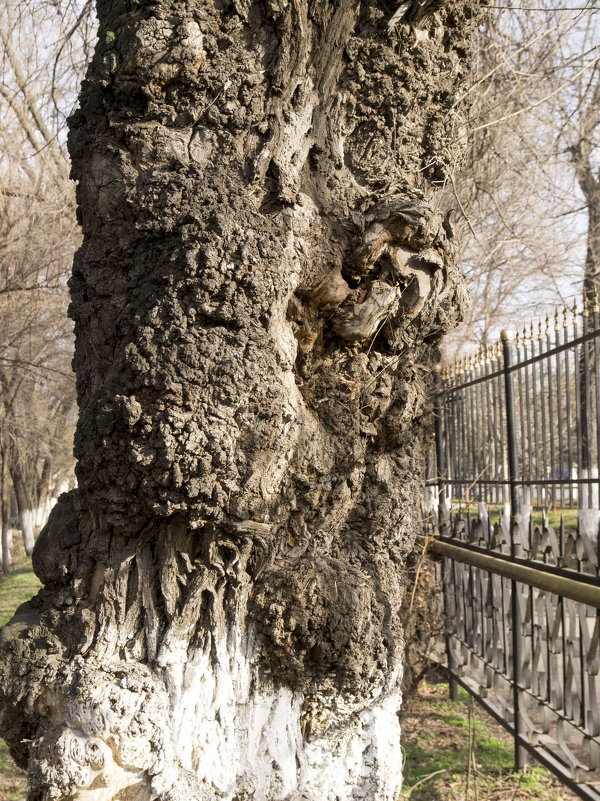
left=433, top=365, right=447, bottom=531
left=583, top=302, right=594, bottom=509
left=538, top=322, right=550, bottom=511
left=501, top=329, right=526, bottom=771
left=546, top=316, right=557, bottom=514
left=531, top=324, right=542, bottom=508
left=574, top=305, right=585, bottom=513
left=555, top=311, right=565, bottom=511
left=492, top=348, right=501, bottom=508
left=594, top=297, right=600, bottom=569
left=564, top=307, right=575, bottom=510
left=434, top=364, right=459, bottom=701
left=523, top=329, right=533, bottom=505
left=442, top=557, right=459, bottom=701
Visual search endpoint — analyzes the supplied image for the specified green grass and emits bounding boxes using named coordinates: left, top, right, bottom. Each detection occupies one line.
left=402, top=710, right=513, bottom=788
left=458, top=504, right=579, bottom=533
left=0, top=557, right=41, bottom=627
left=531, top=508, right=578, bottom=531
left=400, top=682, right=576, bottom=800
left=0, top=739, right=26, bottom=801
left=0, top=553, right=40, bottom=801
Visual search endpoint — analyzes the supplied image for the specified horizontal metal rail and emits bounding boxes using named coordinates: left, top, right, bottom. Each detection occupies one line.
left=434, top=534, right=600, bottom=585
left=426, top=536, right=600, bottom=607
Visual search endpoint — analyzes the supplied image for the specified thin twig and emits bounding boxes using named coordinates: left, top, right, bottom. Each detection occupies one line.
left=404, top=769, right=448, bottom=797
left=408, top=533, right=433, bottom=615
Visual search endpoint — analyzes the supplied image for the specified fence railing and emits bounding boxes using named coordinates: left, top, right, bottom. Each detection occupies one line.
left=424, top=301, right=600, bottom=801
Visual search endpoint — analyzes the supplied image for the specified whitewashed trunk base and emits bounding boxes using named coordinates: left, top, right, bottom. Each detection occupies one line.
left=32, top=623, right=402, bottom=801
left=159, top=624, right=402, bottom=801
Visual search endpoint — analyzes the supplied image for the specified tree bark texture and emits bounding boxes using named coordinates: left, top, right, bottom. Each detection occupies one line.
left=0, top=2, right=478, bottom=799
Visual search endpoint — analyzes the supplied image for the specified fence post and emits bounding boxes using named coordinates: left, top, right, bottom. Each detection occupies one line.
left=433, top=363, right=459, bottom=701
left=433, top=364, right=448, bottom=531
left=501, top=329, right=526, bottom=771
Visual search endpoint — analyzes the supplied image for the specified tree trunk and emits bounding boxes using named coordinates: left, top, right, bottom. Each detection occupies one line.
left=10, top=467, right=36, bottom=556
left=0, top=2, right=478, bottom=799
left=576, top=163, right=599, bottom=500
left=1, top=441, right=11, bottom=573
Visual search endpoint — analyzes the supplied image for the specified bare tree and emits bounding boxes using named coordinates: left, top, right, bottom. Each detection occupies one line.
left=445, top=2, right=600, bottom=354
left=0, top=0, right=93, bottom=567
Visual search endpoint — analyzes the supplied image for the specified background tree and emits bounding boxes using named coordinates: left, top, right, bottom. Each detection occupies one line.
left=0, top=1, right=482, bottom=799
left=0, top=0, right=94, bottom=568
left=446, top=1, right=600, bottom=353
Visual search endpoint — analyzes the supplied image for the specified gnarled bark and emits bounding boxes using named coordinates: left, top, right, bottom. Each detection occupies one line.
left=0, top=2, right=479, bottom=799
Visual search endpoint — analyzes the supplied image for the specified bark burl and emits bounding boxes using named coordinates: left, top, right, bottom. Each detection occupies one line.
left=0, top=2, right=479, bottom=799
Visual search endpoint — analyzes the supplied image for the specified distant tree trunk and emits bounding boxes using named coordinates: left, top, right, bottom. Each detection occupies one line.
left=0, top=2, right=478, bottom=799
left=1, top=437, right=11, bottom=573
left=10, top=468, right=35, bottom=556
left=574, top=145, right=600, bottom=505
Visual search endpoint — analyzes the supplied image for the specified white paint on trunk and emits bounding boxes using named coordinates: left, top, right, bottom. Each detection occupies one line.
left=579, top=467, right=599, bottom=508
left=20, top=508, right=35, bottom=555
left=155, top=622, right=403, bottom=801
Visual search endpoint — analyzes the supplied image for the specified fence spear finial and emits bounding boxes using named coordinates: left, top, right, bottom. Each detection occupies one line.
left=583, top=295, right=590, bottom=318
left=554, top=308, right=559, bottom=332
left=563, top=303, right=569, bottom=329
left=545, top=313, right=550, bottom=338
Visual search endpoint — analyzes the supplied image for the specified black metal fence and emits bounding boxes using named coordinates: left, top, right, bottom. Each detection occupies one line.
left=424, top=301, right=600, bottom=800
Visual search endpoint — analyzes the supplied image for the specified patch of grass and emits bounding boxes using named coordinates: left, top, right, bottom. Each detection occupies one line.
left=401, top=716, right=512, bottom=787
left=0, top=556, right=41, bottom=627
left=531, top=508, right=578, bottom=532
left=457, top=504, right=579, bottom=535
left=0, top=552, right=40, bottom=801
left=477, top=735, right=514, bottom=772
left=0, top=739, right=26, bottom=801
left=399, top=680, right=578, bottom=800
left=442, top=711, right=470, bottom=728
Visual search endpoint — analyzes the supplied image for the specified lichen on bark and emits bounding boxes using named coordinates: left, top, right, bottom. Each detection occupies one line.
left=0, top=2, right=481, bottom=799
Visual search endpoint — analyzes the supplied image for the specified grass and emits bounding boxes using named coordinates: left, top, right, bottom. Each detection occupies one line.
left=459, top=503, right=579, bottom=534
left=531, top=508, right=578, bottom=532
left=399, top=680, right=577, bottom=801
left=0, top=547, right=41, bottom=801
left=0, top=558, right=41, bottom=627
left=0, top=739, right=26, bottom=801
